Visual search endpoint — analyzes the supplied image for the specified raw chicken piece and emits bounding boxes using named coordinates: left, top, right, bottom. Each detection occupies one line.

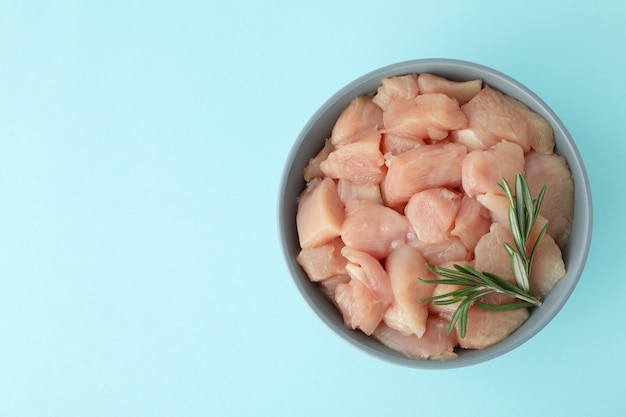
left=479, top=292, right=518, bottom=307
left=407, top=236, right=470, bottom=266
left=525, top=151, right=575, bottom=249
left=381, top=133, right=425, bottom=156
left=425, top=256, right=513, bottom=315
left=461, top=85, right=555, bottom=154
left=303, top=138, right=334, bottom=182
left=449, top=128, right=500, bottom=152
left=341, top=246, right=394, bottom=307
left=474, top=222, right=516, bottom=283
left=318, top=274, right=350, bottom=302
left=372, top=74, right=420, bottom=111
left=337, top=179, right=382, bottom=204
left=320, top=131, right=386, bottom=185
left=372, top=318, right=459, bottom=360
left=457, top=306, right=529, bottom=350
left=296, top=238, right=347, bottom=282
left=528, top=232, right=566, bottom=298
left=330, top=95, right=384, bottom=146
left=476, top=192, right=510, bottom=226
left=477, top=192, right=550, bottom=244
left=427, top=277, right=465, bottom=317
left=341, top=199, right=411, bottom=259
left=417, top=73, right=482, bottom=105
left=418, top=259, right=471, bottom=318
left=425, top=127, right=449, bottom=141
left=473, top=220, right=564, bottom=300
left=450, top=195, right=492, bottom=252
left=334, top=279, right=386, bottom=335
left=296, top=177, right=345, bottom=249
left=382, top=142, right=467, bottom=207
left=461, top=140, right=525, bottom=198
left=473, top=222, right=518, bottom=306
left=425, top=260, right=512, bottom=317
left=383, top=93, right=468, bottom=140
left=383, top=245, right=434, bottom=338
left=404, top=188, right=463, bottom=244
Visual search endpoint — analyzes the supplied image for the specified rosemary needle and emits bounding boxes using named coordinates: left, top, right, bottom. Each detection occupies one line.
left=419, top=174, right=547, bottom=338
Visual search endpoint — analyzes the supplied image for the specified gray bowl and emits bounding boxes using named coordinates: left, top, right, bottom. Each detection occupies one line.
left=278, top=58, right=592, bottom=369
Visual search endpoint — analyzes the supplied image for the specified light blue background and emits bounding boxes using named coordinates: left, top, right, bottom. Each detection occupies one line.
left=0, top=1, right=622, bottom=416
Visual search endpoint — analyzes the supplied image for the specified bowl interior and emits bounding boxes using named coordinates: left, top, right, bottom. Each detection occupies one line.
left=278, top=58, right=592, bottom=369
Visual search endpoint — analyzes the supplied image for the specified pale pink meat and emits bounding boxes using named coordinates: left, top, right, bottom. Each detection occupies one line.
left=426, top=261, right=472, bottom=316
left=476, top=192, right=510, bottom=226
left=473, top=219, right=563, bottom=301
left=528, top=231, right=566, bottom=298
left=383, top=245, right=434, bottom=338
left=303, top=138, right=334, bottom=182
left=425, top=127, right=449, bottom=141
left=525, top=151, right=575, bottom=249
left=461, top=85, right=555, bottom=154
left=383, top=93, right=468, bottom=140
left=476, top=185, right=548, bottom=260
left=405, top=188, right=462, bottom=244
left=334, top=279, right=386, bottom=335
left=372, top=74, right=420, bottom=111
left=477, top=192, right=550, bottom=246
left=296, top=238, right=347, bottom=282
left=330, top=95, right=384, bottom=146
left=341, top=199, right=411, bottom=259
left=457, top=306, right=529, bottom=350
left=427, top=260, right=513, bottom=316
left=382, top=142, right=467, bottom=207
left=461, top=141, right=525, bottom=198
left=407, top=236, right=470, bottom=266
left=450, top=195, right=492, bottom=252
left=337, top=179, right=382, bottom=204
left=320, top=131, right=386, bottom=185
left=473, top=222, right=517, bottom=306
left=474, top=223, right=532, bottom=304
left=428, top=282, right=464, bottom=317
left=474, top=222, right=516, bottom=282
left=477, top=190, right=551, bottom=243
left=372, top=318, right=458, bottom=360
left=381, top=133, right=425, bottom=156
left=527, top=215, right=549, bottom=252
left=449, top=128, right=500, bottom=152
left=296, top=177, right=345, bottom=249
left=318, top=274, right=350, bottom=302
left=341, top=246, right=394, bottom=307
left=417, top=73, right=482, bottom=105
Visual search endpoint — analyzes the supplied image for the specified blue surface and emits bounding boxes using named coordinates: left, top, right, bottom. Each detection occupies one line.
left=0, top=1, right=623, bottom=416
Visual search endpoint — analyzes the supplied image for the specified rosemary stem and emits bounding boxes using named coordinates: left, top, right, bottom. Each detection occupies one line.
left=498, top=288, right=542, bottom=307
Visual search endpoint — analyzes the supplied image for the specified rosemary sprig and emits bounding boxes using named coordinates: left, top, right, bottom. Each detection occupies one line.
left=498, top=173, right=548, bottom=293
left=419, top=174, right=547, bottom=338
left=420, top=264, right=542, bottom=338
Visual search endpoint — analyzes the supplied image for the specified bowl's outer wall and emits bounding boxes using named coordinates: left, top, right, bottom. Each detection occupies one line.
left=278, top=59, right=592, bottom=369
